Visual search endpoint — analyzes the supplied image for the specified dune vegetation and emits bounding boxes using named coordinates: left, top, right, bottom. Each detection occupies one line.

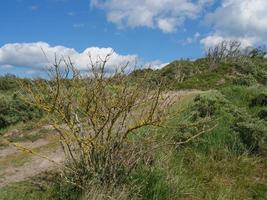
left=0, top=41, right=266, bottom=200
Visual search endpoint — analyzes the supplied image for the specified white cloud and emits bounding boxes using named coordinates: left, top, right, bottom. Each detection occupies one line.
left=91, top=0, right=213, bottom=33
left=26, top=70, right=38, bottom=75
left=0, top=42, right=138, bottom=72
left=194, top=32, right=201, bottom=39
left=182, top=32, right=201, bottom=45
left=200, top=35, right=257, bottom=49
left=157, top=18, right=179, bottom=33
left=144, top=60, right=169, bottom=70
left=0, top=64, right=13, bottom=69
left=0, top=42, right=170, bottom=74
left=202, top=0, right=267, bottom=48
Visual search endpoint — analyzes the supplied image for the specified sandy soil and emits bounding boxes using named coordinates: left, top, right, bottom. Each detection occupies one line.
left=0, top=133, right=65, bottom=188
left=0, top=90, right=203, bottom=188
left=0, top=147, right=64, bottom=188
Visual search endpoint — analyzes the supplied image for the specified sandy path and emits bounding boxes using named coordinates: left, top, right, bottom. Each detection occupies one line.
left=0, top=139, right=50, bottom=158
left=0, top=134, right=65, bottom=188
left=0, top=90, right=203, bottom=189
left=0, top=148, right=64, bottom=188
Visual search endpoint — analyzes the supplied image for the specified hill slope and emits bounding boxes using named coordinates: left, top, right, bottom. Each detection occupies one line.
left=0, top=56, right=267, bottom=200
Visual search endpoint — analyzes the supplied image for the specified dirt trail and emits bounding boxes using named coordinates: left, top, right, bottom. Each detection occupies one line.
left=0, top=139, right=50, bottom=158
left=0, top=134, right=65, bottom=188
left=0, top=90, right=203, bottom=189
left=0, top=147, right=64, bottom=188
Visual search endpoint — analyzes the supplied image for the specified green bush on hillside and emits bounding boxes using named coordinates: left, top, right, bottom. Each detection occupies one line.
left=0, top=75, right=20, bottom=91
left=0, top=75, right=43, bottom=130
left=232, top=109, right=267, bottom=153
left=250, top=93, right=267, bottom=107
left=232, top=74, right=257, bottom=86
left=0, top=94, right=43, bottom=130
left=192, top=92, right=227, bottom=119
left=1, top=54, right=267, bottom=199
left=258, top=108, right=267, bottom=120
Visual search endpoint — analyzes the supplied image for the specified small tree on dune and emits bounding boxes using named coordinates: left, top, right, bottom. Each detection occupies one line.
left=19, top=54, right=173, bottom=188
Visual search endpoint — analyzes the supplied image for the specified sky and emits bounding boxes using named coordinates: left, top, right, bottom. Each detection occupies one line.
left=0, top=0, right=267, bottom=77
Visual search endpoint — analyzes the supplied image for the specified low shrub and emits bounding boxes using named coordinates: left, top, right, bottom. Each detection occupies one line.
left=192, top=92, right=227, bottom=119
left=232, top=74, right=257, bottom=86
left=49, top=174, right=82, bottom=200
left=0, top=95, right=43, bottom=130
left=232, top=110, right=267, bottom=153
left=0, top=75, right=19, bottom=91
left=258, top=108, right=267, bottom=120
left=130, top=167, right=173, bottom=200
left=250, top=93, right=267, bottom=107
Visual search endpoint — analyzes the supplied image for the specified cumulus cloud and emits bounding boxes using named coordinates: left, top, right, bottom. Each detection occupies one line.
left=0, top=42, right=138, bottom=72
left=143, top=60, right=169, bottom=70
left=201, top=0, right=267, bottom=48
left=200, top=35, right=258, bottom=49
left=0, top=42, right=169, bottom=75
left=182, top=32, right=201, bottom=45
left=0, top=64, right=13, bottom=69
left=91, top=0, right=213, bottom=33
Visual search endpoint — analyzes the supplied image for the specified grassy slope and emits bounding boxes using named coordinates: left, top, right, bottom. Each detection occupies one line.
left=129, top=87, right=266, bottom=200
left=0, top=58, right=267, bottom=199
left=1, top=89, right=266, bottom=200
left=0, top=76, right=43, bottom=134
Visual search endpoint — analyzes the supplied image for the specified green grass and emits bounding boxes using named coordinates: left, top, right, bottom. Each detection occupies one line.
left=127, top=88, right=267, bottom=199
left=0, top=181, right=53, bottom=200
left=1, top=88, right=267, bottom=199
left=0, top=59, right=267, bottom=199
left=138, top=148, right=267, bottom=200
left=1, top=88, right=267, bottom=200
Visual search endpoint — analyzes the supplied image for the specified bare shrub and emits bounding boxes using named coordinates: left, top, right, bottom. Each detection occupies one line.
left=206, top=40, right=243, bottom=67
left=19, top=55, right=173, bottom=187
left=245, top=45, right=267, bottom=58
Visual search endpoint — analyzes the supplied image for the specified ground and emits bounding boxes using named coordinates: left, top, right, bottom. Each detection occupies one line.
left=0, top=89, right=266, bottom=200
left=0, top=90, right=201, bottom=188
left=0, top=126, right=64, bottom=188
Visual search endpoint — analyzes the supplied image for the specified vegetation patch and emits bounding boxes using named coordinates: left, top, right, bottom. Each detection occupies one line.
left=0, top=44, right=267, bottom=199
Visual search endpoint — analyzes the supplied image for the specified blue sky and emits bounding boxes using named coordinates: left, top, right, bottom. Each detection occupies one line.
left=0, top=0, right=266, bottom=77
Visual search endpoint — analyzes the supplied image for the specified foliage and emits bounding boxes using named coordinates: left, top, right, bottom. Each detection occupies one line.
left=130, top=41, right=267, bottom=91
left=205, top=40, right=243, bottom=67
left=0, top=74, right=20, bottom=91
left=0, top=94, right=42, bottom=130
left=250, top=93, right=267, bottom=107
left=258, top=108, right=267, bottom=120
left=220, top=86, right=267, bottom=154
left=20, top=56, right=173, bottom=190
left=232, top=74, right=257, bottom=86
left=0, top=75, right=43, bottom=131
left=1, top=48, right=267, bottom=199
left=232, top=109, right=267, bottom=153
left=192, top=92, right=226, bottom=118
left=1, top=87, right=267, bottom=199
left=247, top=45, right=267, bottom=58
